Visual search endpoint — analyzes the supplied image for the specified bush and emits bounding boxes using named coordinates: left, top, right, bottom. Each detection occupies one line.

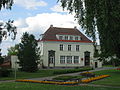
left=0, top=69, right=12, bottom=77
left=53, top=67, right=92, bottom=74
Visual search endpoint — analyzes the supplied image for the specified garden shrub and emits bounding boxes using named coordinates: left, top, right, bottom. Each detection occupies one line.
left=53, top=67, right=92, bottom=74
left=0, top=68, right=12, bottom=77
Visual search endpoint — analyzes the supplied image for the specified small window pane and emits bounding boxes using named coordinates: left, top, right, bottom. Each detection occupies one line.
left=76, top=45, right=79, bottom=51
left=74, top=56, right=79, bottom=63
left=66, top=56, right=72, bottom=63
left=60, top=56, right=65, bottom=64
left=60, top=44, right=63, bottom=51
left=68, top=45, right=71, bottom=51
left=65, top=36, right=68, bottom=40
left=75, top=37, right=78, bottom=40
left=70, top=36, right=73, bottom=40
left=59, top=36, right=63, bottom=40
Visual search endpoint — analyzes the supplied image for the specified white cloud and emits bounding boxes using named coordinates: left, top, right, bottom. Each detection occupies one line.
left=1, top=13, right=81, bottom=55
left=51, top=4, right=68, bottom=13
left=14, top=0, right=47, bottom=9
left=22, top=13, right=80, bottom=34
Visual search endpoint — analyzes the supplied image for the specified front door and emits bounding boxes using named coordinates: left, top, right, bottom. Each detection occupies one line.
left=48, top=50, right=55, bottom=68
left=95, top=62, right=98, bottom=68
left=84, top=51, right=90, bottom=66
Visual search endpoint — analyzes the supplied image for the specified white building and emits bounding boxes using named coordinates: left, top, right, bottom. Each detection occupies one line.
left=38, top=25, right=102, bottom=68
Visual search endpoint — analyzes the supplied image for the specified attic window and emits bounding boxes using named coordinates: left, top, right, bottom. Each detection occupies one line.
left=65, top=36, right=68, bottom=40
left=70, top=36, right=73, bottom=40
left=75, top=36, right=78, bottom=40
left=59, top=36, right=63, bottom=40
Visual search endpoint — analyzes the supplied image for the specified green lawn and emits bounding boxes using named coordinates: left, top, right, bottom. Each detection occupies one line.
left=53, top=75, right=84, bottom=81
left=91, top=69, right=120, bottom=86
left=0, top=82, right=119, bottom=90
left=0, top=67, right=92, bottom=81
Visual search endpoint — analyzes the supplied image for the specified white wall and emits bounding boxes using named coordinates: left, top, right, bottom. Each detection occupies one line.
left=38, top=41, right=95, bottom=67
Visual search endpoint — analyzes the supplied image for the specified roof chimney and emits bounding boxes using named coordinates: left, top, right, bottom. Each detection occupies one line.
left=50, top=24, right=53, bottom=27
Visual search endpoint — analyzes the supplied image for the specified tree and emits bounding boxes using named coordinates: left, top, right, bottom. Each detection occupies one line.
left=0, top=0, right=16, bottom=43
left=18, top=32, right=40, bottom=72
left=7, top=44, right=19, bottom=56
left=0, top=0, right=13, bottom=10
left=58, top=0, right=120, bottom=58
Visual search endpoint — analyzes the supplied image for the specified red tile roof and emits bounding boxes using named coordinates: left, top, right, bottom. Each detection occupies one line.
left=39, top=26, right=92, bottom=43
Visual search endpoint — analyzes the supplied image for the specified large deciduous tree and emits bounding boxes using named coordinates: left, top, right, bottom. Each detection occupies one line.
left=0, top=0, right=13, bottom=10
left=0, top=0, right=16, bottom=43
left=18, top=32, right=40, bottom=72
left=58, top=0, right=120, bottom=58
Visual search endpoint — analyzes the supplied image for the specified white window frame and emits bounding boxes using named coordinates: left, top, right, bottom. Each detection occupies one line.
left=68, top=45, right=71, bottom=51
left=60, top=44, right=64, bottom=51
left=60, top=56, right=65, bottom=64
left=74, top=56, right=79, bottom=64
left=65, top=36, right=68, bottom=40
left=59, top=36, right=63, bottom=40
left=76, top=45, right=80, bottom=51
left=66, top=56, right=72, bottom=64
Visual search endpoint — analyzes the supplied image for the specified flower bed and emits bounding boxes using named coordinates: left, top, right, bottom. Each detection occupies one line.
left=80, top=72, right=95, bottom=77
left=16, top=74, right=110, bottom=85
left=116, top=68, right=120, bottom=70
left=16, top=79, right=79, bottom=85
left=81, top=75, right=110, bottom=83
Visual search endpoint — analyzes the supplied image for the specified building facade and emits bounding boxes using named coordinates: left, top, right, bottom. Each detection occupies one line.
left=38, top=25, right=102, bottom=68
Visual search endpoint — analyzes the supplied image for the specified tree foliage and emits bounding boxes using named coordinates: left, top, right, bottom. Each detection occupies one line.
left=0, top=0, right=13, bottom=10
left=0, top=0, right=16, bottom=43
left=0, top=20, right=17, bottom=43
left=7, top=44, right=19, bottom=56
left=18, top=32, right=40, bottom=72
left=58, top=0, right=120, bottom=58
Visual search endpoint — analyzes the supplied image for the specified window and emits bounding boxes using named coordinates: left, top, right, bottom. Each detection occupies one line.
left=60, top=44, right=63, bottom=51
left=59, top=36, right=63, bottom=40
left=70, top=36, right=73, bottom=40
left=49, top=56, right=54, bottom=64
left=68, top=45, right=71, bottom=51
left=60, top=56, right=65, bottom=64
left=75, top=36, right=78, bottom=40
left=74, top=56, right=79, bottom=63
left=65, top=36, right=68, bottom=40
left=76, top=45, right=79, bottom=51
left=66, top=56, right=72, bottom=64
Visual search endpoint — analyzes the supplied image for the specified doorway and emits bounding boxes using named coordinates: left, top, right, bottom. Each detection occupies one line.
left=84, top=51, right=90, bottom=66
left=48, top=50, right=55, bottom=68
left=95, top=62, right=98, bottom=68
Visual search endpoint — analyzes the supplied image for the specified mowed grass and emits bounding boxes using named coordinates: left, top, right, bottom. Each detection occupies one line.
left=0, top=82, right=119, bottom=90
left=0, top=67, right=92, bottom=80
left=91, top=69, right=120, bottom=86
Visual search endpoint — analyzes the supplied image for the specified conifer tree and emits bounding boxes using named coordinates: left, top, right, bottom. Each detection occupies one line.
left=18, top=32, right=40, bottom=72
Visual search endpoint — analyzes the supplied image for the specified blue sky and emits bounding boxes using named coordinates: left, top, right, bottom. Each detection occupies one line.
left=0, top=0, right=88, bottom=55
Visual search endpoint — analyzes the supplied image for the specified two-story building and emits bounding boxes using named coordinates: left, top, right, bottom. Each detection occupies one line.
left=38, top=25, right=102, bottom=68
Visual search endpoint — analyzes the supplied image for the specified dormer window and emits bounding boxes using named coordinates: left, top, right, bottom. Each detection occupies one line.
left=56, top=35, right=81, bottom=41
left=65, top=36, right=68, bottom=40
left=70, top=36, right=73, bottom=40
left=75, top=36, right=78, bottom=40
left=59, top=36, right=63, bottom=40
